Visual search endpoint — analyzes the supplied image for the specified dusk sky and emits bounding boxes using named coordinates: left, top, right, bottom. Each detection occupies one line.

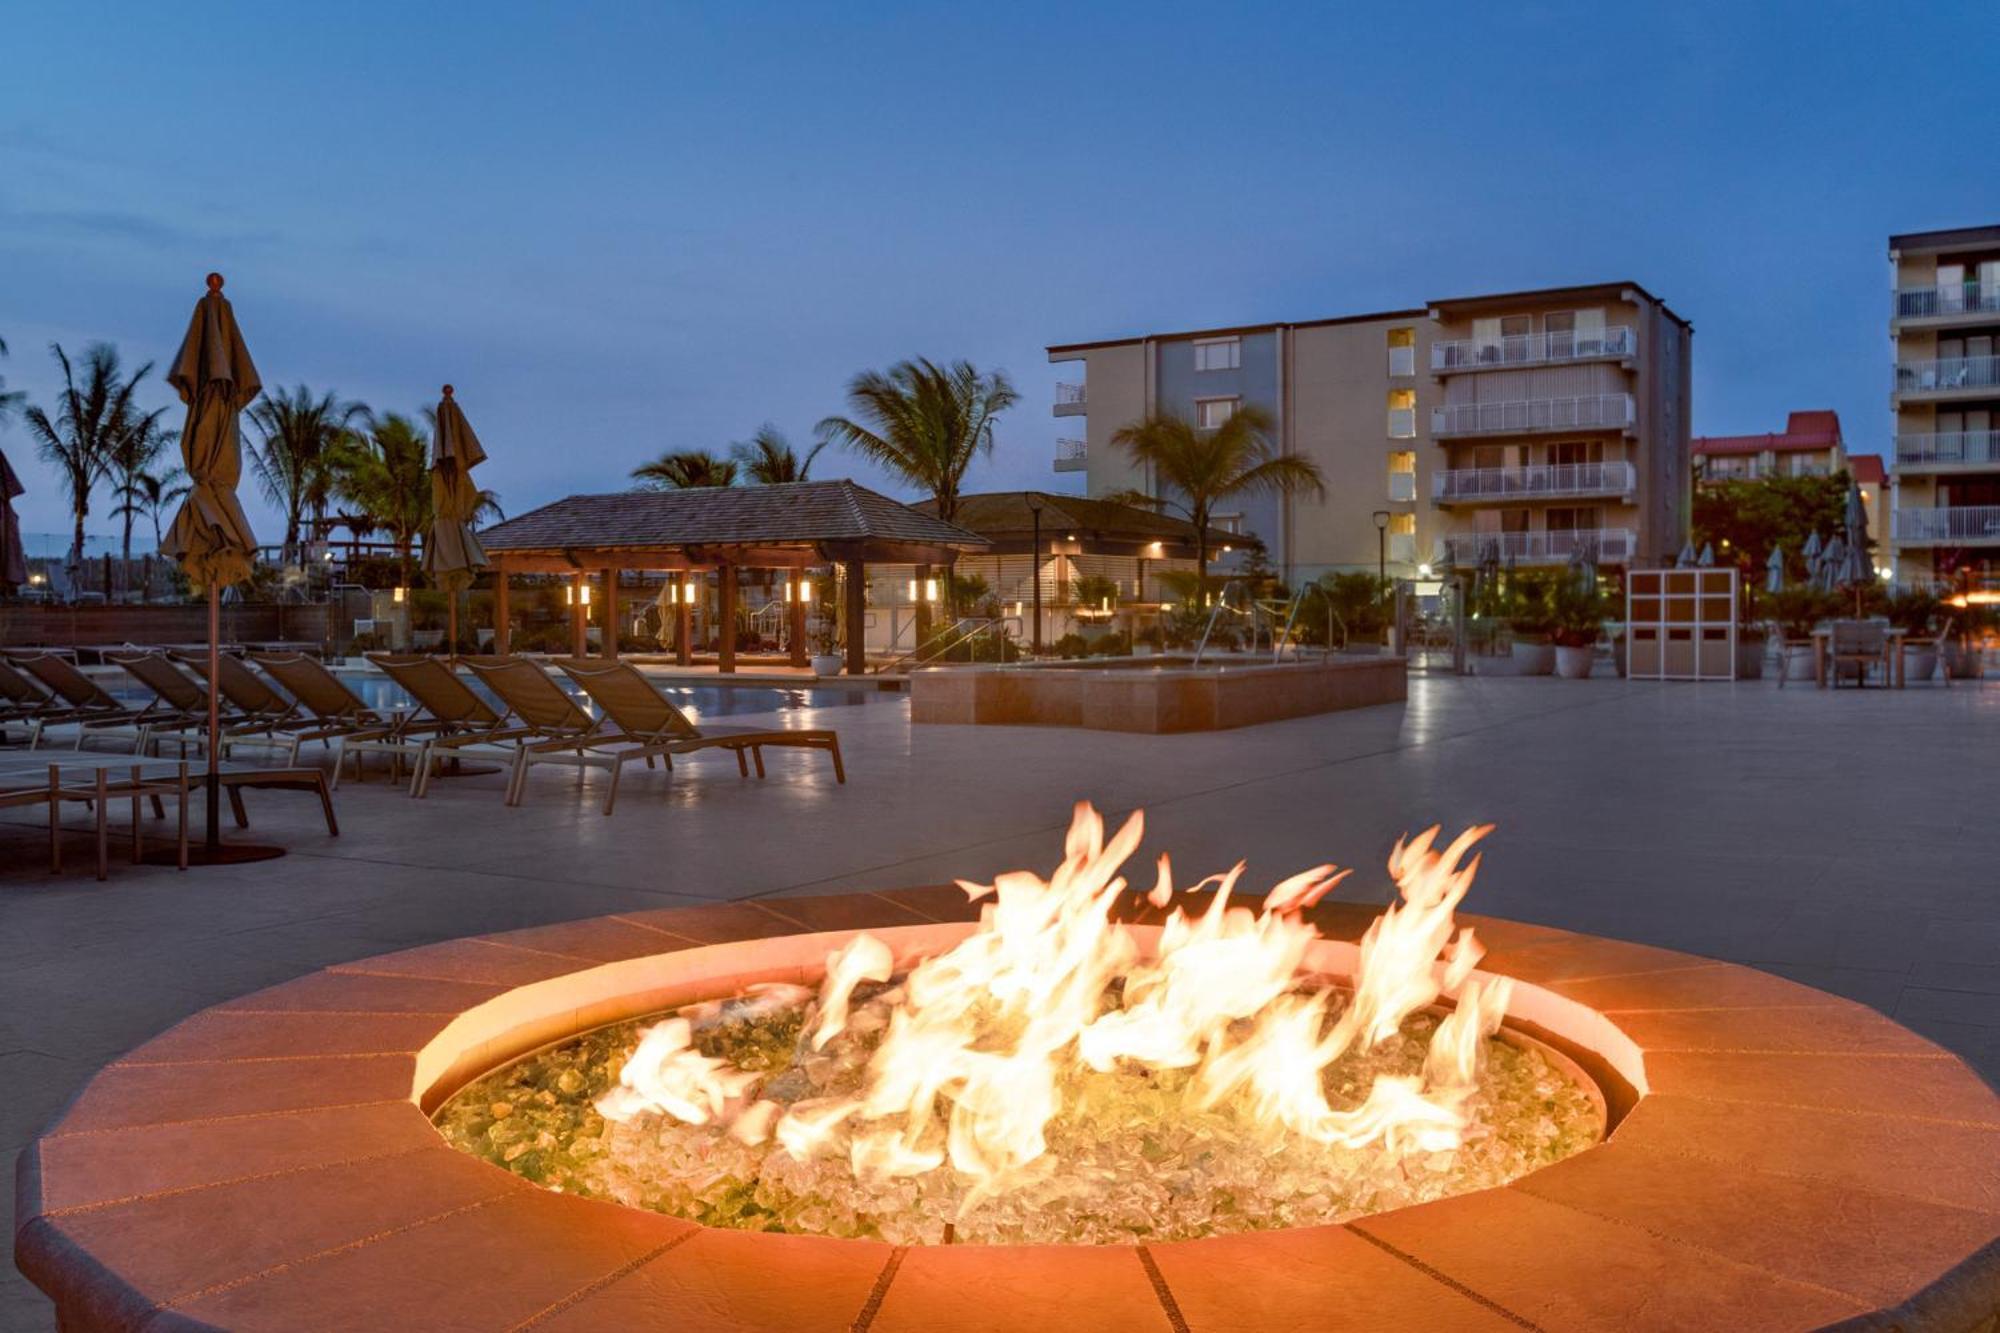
left=3, top=1, right=1997, bottom=549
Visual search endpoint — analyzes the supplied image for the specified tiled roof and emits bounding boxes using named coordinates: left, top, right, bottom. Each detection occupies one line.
left=480, top=480, right=989, bottom=553
left=916, top=491, right=1236, bottom=545
left=1693, top=410, right=1844, bottom=457
left=1850, top=454, right=1886, bottom=485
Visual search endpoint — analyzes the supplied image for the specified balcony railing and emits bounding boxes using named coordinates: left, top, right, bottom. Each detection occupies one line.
left=1894, top=355, right=2000, bottom=395
left=1053, top=437, right=1087, bottom=472
left=1055, top=382, right=1087, bottom=406
left=1895, top=284, right=2000, bottom=320
left=1442, top=527, right=1636, bottom=565
left=1432, top=461, right=1636, bottom=503
left=1892, top=505, right=2000, bottom=544
left=1431, top=394, right=1635, bottom=438
left=1895, top=430, right=2000, bottom=468
left=1430, top=326, right=1635, bottom=372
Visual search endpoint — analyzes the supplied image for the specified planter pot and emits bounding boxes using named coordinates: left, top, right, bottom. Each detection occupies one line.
left=1554, top=645, right=1594, bottom=679
left=1945, top=645, right=1985, bottom=680
left=1902, top=646, right=1938, bottom=683
left=809, top=654, right=846, bottom=676
left=1735, top=637, right=1766, bottom=681
left=1510, top=640, right=1555, bottom=676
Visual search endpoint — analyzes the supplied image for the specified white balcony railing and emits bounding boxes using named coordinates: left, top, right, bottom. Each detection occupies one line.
left=1893, top=506, right=2000, bottom=544
left=1431, top=394, right=1635, bottom=438
left=1430, top=326, right=1635, bottom=372
left=1442, top=527, right=1637, bottom=565
left=1053, top=437, right=1087, bottom=472
left=1895, top=430, right=2000, bottom=468
left=1895, top=284, right=2000, bottom=320
left=1432, top=461, right=1636, bottom=503
left=1895, top=355, right=2000, bottom=395
left=1055, top=382, right=1087, bottom=406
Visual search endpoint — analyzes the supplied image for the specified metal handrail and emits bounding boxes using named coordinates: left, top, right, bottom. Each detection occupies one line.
left=1895, top=284, right=2000, bottom=320
left=874, top=617, right=1001, bottom=673
left=1895, top=430, right=2000, bottom=467
left=1430, top=394, right=1635, bottom=437
left=1430, top=326, right=1636, bottom=371
left=1432, top=461, right=1636, bottom=501
left=1895, top=355, right=2000, bottom=394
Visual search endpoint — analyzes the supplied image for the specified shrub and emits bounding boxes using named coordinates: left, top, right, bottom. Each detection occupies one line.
left=1052, top=632, right=1089, bottom=660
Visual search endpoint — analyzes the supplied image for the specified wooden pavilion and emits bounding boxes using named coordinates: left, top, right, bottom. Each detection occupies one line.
left=477, top=480, right=989, bottom=673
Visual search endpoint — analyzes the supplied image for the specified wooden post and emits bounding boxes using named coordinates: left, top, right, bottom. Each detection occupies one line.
left=843, top=559, right=867, bottom=677
left=789, top=567, right=809, bottom=669
left=494, top=564, right=510, bottom=655
left=718, top=562, right=738, bottom=674
left=570, top=571, right=587, bottom=659
left=602, top=567, right=619, bottom=660
left=675, top=572, right=692, bottom=667
left=914, top=560, right=933, bottom=650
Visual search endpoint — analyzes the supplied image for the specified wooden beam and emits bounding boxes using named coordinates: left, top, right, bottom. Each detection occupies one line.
left=718, top=562, right=738, bottom=674
left=789, top=568, right=809, bottom=669
left=602, top=567, right=619, bottom=660
left=494, top=566, right=510, bottom=655
left=843, top=559, right=866, bottom=677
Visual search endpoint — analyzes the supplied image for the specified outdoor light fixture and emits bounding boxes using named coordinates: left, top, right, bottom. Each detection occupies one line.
left=565, top=585, right=591, bottom=607
left=1221, top=544, right=1233, bottom=554
left=392, top=586, right=406, bottom=603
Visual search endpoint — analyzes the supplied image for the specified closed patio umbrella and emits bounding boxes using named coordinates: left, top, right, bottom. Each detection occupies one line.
left=0, top=448, right=26, bottom=590
left=1818, top=535, right=1846, bottom=592
left=159, top=273, right=277, bottom=864
left=1697, top=542, right=1715, bottom=567
left=1766, top=544, right=1786, bottom=594
left=1801, top=530, right=1823, bottom=574
left=1675, top=540, right=1696, bottom=567
left=421, top=384, right=489, bottom=656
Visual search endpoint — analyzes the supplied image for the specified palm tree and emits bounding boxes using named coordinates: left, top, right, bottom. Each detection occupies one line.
left=731, top=425, right=824, bottom=484
left=631, top=448, right=739, bottom=489
left=330, top=413, right=433, bottom=591
left=0, top=336, right=23, bottom=429
left=114, top=465, right=192, bottom=554
left=249, top=385, right=372, bottom=562
left=104, top=407, right=176, bottom=565
left=817, top=358, right=1018, bottom=638
left=21, top=342, right=152, bottom=570
left=1108, top=405, right=1325, bottom=596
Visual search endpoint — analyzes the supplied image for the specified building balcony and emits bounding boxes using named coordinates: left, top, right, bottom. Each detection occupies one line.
left=1053, top=382, right=1087, bottom=417
left=1053, top=437, right=1087, bottom=473
left=1442, top=527, right=1636, bottom=565
left=1892, top=505, right=2000, bottom=546
left=1430, top=394, right=1635, bottom=439
left=1894, top=430, right=2000, bottom=471
left=1430, top=326, right=1635, bottom=374
left=1432, top=461, right=1636, bottom=505
left=1893, top=356, right=2000, bottom=402
left=1893, top=283, right=2000, bottom=328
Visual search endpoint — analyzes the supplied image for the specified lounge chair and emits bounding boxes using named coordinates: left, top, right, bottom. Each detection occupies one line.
left=0, top=660, right=61, bottom=741
left=103, top=651, right=232, bottom=755
left=531, top=658, right=843, bottom=814
left=458, top=656, right=609, bottom=806
left=366, top=653, right=537, bottom=796
left=248, top=651, right=433, bottom=779
left=167, top=649, right=312, bottom=754
left=5, top=652, right=157, bottom=752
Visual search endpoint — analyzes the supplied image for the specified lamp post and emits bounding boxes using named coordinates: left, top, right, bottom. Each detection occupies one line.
left=1027, top=500, right=1044, bottom=657
left=1372, top=510, right=1390, bottom=601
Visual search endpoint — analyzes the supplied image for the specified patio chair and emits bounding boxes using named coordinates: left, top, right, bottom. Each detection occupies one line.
left=249, top=652, right=437, bottom=780
left=167, top=649, right=312, bottom=754
left=366, top=653, right=538, bottom=796
left=1829, top=620, right=1888, bottom=689
left=5, top=651, right=157, bottom=752
left=103, top=651, right=234, bottom=756
left=1900, top=615, right=1955, bottom=688
left=554, top=658, right=845, bottom=814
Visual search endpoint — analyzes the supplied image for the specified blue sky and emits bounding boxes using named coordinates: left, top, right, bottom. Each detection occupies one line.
left=3, top=1, right=1997, bottom=547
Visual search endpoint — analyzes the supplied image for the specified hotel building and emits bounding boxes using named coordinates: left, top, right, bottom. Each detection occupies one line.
left=1047, top=282, right=1692, bottom=586
left=1886, top=225, right=2000, bottom=586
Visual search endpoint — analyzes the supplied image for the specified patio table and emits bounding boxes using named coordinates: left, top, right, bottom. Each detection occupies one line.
left=1810, top=624, right=1907, bottom=688
left=0, top=754, right=192, bottom=879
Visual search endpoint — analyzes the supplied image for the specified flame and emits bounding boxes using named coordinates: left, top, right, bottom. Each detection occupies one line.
left=601, top=802, right=1511, bottom=1208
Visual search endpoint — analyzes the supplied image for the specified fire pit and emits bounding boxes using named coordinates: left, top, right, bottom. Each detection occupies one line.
left=15, top=811, right=2000, bottom=1330
left=434, top=812, right=1605, bottom=1245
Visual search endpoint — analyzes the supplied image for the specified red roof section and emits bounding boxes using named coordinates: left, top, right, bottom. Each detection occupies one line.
left=1850, top=454, right=1885, bottom=484
left=1693, top=410, right=1844, bottom=457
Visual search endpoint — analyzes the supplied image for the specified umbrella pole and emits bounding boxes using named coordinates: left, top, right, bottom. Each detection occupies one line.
left=448, top=594, right=457, bottom=663
left=206, top=582, right=220, bottom=854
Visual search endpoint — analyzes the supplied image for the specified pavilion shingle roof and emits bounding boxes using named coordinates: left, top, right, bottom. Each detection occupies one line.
left=918, top=491, right=1235, bottom=546
left=480, top=480, right=989, bottom=553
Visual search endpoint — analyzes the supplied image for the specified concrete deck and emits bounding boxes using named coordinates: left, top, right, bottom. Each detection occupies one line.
left=4, top=675, right=1999, bottom=1328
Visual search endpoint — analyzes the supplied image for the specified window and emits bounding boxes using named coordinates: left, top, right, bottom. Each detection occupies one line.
left=1387, top=450, right=1417, bottom=501
left=1387, top=389, right=1416, bottom=439
left=1193, top=337, right=1240, bottom=372
left=1195, top=397, right=1239, bottom=430
left=1546, top=506, right=1602, bottom=533
left=1387, top=328, right=1415, bottom=377
left=1388, top=513, right=1415, bottom=536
